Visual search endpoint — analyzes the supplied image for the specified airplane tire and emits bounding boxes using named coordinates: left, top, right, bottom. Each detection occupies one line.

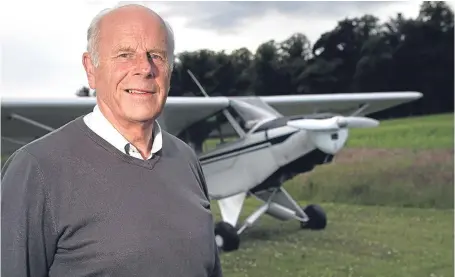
left=214, top=221, right=240, bottom=252
left=300, top=204, right=327, bottom=230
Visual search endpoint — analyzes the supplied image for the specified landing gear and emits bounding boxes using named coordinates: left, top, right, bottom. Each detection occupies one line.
left=214, top=188, right=328, bottom=253
left=214, top=221, right=240, bottom=252
left=300, top=204, right=327, bottom=230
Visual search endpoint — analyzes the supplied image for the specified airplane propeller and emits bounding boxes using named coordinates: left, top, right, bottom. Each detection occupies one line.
left=286, top=116, right=379, bottom=131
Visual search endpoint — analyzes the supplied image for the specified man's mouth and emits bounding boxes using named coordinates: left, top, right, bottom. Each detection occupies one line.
left=125, top=89, right=153, bottom=94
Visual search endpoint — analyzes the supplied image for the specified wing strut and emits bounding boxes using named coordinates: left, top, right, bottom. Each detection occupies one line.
left=8, top=113, right=55, bottom=132
left=350, top=103, right=370, bottom=116
left=1, top=137, right=29, bottom=146
left=187, top=70, right=246, bottom=138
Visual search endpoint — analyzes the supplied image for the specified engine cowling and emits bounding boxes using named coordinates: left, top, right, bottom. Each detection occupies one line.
left=307, top=129, right=349, bottom=154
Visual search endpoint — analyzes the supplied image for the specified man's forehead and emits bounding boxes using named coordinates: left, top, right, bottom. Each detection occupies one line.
left=111, top=43, right=167, bottom=54
left=99, top=18, right=167, bottom=47
left=101, top=17, right=164, bottom=34
left=92, top=5, right=170, bottom=53
left=106, top=30, right=167, bottom=46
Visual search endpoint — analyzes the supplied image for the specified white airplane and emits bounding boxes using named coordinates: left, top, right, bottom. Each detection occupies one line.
left=1, top=76, right=422, bottom=252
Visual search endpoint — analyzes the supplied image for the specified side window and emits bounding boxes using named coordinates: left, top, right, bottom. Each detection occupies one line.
left=177, top=100, right=275, bottom=156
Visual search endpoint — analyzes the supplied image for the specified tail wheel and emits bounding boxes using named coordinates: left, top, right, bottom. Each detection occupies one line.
left=214, top=221, right=240, bottom=252
left=300, top=204, right=327, bottom=230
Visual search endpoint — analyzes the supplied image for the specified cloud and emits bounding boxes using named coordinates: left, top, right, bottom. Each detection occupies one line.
left=158, top=1, right=402, bottom=33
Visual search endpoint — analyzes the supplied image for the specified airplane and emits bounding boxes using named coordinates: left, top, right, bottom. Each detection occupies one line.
left=1, top=72, right=423, bottom=252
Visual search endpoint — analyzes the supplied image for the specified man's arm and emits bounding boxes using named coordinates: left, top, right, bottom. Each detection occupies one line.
left=186, top=148, right=223, bottom=276
left=1, top=149, right=58, bottom=276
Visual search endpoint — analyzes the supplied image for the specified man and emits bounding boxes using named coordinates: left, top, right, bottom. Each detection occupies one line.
left=1, top=3, right=222, bottom=277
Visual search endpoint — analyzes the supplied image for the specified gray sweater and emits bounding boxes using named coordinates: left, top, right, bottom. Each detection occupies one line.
left=1, top=116, right=222, bottom=277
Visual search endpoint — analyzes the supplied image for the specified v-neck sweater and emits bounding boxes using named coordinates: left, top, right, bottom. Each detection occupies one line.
left=1, top=116, right=222, bottom=277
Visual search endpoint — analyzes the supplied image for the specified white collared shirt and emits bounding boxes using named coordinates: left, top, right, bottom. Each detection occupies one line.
left=83, top=105, right=162, bottom=160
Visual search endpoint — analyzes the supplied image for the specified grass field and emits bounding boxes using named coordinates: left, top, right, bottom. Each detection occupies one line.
left=213, top=201, right=453, bottom=277
left=215, top=113, right=454, bottom=276
left=345, top=113, right=453, bottom=149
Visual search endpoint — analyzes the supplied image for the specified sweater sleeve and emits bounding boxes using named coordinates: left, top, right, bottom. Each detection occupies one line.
left=185, top=147, right=224, bottom=276
left=194, top=159, right=224, bottom=276
left=1, top=149, right=58, bottom=277
left=210, top=245, right=223, bottom=277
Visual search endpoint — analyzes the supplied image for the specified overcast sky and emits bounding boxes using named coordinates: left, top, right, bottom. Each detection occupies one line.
left=0, top=0, right=447, bottom=98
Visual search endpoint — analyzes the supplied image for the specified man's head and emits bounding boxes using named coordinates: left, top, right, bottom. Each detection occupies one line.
left=82, top=4, right=174, bottom=125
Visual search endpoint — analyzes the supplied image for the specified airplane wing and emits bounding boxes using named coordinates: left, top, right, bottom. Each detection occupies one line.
left=1, top=96, right=229, bottom=155
left=1, top=91, right=422, bottom=156
left=235, top=91, right=423, bottom=118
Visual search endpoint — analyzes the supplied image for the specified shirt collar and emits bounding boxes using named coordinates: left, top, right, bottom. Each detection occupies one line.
left=83, top=105, right=162, bottom=160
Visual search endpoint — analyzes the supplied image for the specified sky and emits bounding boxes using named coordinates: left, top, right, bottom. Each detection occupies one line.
left=0, top=0, right=450, bottom=98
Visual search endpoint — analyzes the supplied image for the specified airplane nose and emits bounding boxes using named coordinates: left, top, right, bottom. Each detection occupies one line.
left=307, top=129, right=349, bottom=155
left=336, top=117, right=348, bottom=128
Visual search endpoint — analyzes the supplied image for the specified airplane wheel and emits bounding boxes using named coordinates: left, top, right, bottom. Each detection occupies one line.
left=300, top=204, right=327, bottom=230
left=214, top=221, right=240, bottom=252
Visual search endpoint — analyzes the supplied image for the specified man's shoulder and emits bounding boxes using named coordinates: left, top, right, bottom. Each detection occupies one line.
left=7, top=117, right=84, bottom=164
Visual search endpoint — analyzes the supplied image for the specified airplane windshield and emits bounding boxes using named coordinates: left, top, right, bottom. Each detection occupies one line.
left=177, top=109, right=244, bottom=156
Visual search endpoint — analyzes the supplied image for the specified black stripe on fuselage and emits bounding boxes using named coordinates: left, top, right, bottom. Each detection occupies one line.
left=199, top=130, right=298, bottom=164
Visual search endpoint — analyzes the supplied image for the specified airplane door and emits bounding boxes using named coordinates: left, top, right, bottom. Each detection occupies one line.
left=202, top=131, right=281, bottom=199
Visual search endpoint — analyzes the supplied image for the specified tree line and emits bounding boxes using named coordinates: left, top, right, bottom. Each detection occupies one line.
left=77, top=1, right=454, bottom=119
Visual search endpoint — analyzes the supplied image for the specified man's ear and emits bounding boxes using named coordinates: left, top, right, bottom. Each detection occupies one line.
left=82, top=52, right=96, bottom=89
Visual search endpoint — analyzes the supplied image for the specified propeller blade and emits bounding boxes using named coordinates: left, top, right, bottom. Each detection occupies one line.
left=340, top=117, right=379, bottom=128
left=286, top=116, right=379, bottom=131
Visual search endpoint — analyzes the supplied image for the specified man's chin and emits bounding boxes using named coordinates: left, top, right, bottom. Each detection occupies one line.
left=123, top=110, right=160, bottom=123
left=119, top=101, right=163, bottom=123
left=126, top=114, right=157, bottom=123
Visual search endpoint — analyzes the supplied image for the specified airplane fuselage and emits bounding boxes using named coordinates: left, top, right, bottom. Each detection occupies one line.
left=199, top=122, right=347, bottom=200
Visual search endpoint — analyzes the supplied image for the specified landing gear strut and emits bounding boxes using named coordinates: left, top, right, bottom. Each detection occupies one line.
left=214, top=188, right=328, bottom=253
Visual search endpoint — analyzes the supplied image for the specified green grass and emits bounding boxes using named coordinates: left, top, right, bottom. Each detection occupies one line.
left=213, top=200, right=454, bottom=277
left=346, top=113, right=454, bottom=149
left=285, top=147, right=454, bottom=209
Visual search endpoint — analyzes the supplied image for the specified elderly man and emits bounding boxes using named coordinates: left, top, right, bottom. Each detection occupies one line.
left=1, top=3, right=222, bottom=277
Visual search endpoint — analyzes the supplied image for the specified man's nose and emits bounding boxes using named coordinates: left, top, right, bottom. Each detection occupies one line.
left=135, top=54, right=156, bottom=77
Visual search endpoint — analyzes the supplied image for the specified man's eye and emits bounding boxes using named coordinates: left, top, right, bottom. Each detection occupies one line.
left=118, top=53, right=131, bottom=58
left=149, top=53, right=164, bottom=60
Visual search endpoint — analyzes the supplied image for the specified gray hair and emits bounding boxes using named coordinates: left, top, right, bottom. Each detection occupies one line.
left=86, top=3, right=175, bottom=71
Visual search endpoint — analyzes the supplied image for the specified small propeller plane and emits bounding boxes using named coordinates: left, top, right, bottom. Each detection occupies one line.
left=1, top=72, right=422, bottom=252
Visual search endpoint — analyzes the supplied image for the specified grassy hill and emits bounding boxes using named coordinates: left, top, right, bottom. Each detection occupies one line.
left=216, top=113, right=454, bottom=277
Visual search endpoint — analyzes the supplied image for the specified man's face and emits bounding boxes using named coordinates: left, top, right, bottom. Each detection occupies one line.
left=83, top=7, right=171, bottom=125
